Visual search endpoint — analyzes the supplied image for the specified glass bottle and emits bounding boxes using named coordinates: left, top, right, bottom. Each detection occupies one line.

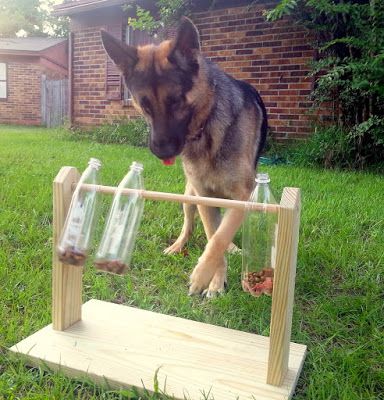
left=241, top=172, right=278, bottom=297
left=57, top=158, right=102, bottom=266
left=94, top=161, right=144, bottom=275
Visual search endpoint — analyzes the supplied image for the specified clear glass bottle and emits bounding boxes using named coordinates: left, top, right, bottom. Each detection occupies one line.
left=57, top=158, right=102, bottom=266
left=94, top=161, right=144, bottom=275
left=242, top=172, right=278, bottom=297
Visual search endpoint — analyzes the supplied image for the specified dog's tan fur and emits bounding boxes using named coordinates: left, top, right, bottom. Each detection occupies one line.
left=101, top=18, right=267, bottom=296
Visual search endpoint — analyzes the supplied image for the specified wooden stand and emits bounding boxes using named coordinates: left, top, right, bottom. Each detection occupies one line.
left=10, top=166, right=306, bottom=400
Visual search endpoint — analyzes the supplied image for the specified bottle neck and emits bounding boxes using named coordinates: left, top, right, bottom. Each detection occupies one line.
left=88, top=158, right=102, bottom=170
left=255, top=172, right=270, bottom=185
left=130, top=161, right=143, bottom=173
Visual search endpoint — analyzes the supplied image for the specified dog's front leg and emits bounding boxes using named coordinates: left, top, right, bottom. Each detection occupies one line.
left=164, top=182, right=196, bottom=254
left=189, top=206, right=246, bottom=297
left=197, top=204, right=242, bottom=254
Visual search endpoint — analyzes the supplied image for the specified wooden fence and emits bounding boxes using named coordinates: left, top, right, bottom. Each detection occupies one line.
left=41, top=76, right=68, bottom=128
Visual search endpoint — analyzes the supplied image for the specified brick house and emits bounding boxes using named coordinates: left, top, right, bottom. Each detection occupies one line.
left=0, top=38, right=68, bottom=126
left=54, top=0, right=320, bottom=139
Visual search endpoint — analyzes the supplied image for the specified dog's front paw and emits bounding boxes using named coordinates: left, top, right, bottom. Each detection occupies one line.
left=202, top=262, right=227, bottom=298
left=163, top=240, right=184, bottom=255
left=227, top=242, right=241, bottom=254
left=189, top=254, right=226, bottom=296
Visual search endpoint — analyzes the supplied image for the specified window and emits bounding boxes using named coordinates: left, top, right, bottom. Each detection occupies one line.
left=0, top=63, right=6, bottom=99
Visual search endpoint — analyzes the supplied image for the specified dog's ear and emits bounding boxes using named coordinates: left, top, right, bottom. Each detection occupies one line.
left=168, top=17, right=200, bottom=73
left=100, top=30, right=138, bottom=79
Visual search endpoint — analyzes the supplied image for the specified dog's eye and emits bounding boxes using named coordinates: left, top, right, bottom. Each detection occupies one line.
left=140, top=97, right=152, bottom=115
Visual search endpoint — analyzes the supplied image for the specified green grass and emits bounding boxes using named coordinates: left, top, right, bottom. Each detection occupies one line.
left=0, top=125, right=383, bottom=399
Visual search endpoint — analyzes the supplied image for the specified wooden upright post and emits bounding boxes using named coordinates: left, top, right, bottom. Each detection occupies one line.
left=267, top=187, right=301, bottom=386
left=52, top=166, right=82, bottom=331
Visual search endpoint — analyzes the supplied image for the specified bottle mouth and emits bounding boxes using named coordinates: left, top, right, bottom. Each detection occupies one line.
left=88, top=158, right=102, bottom=170
left=131, top=161, right=144, bottom=172
left=255, top=172, right=270, bottom=183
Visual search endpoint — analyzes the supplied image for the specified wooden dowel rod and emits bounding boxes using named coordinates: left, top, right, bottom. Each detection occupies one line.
left=78, top=183, right=279, bottom=213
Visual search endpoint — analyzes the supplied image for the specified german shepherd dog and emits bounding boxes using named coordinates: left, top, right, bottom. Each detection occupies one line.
left=101, top=17, right=267, bottom=297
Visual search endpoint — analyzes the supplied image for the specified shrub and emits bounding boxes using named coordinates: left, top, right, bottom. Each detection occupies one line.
left=292, top=123, right=384, bottom=170
left=265, top=0, right=384, bottom=170
left=67, top=118, right=150, bottom=147
left=292, top=126, right=353, bottom=168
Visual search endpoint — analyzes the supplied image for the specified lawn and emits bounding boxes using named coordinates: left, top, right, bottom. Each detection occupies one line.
left=0, top=125, right=383, bottom=400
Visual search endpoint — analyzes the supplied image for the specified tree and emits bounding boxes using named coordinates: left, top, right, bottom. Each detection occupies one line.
left=0, top=0, right=68, bottom=38
left=124, top=0, right=193, bottom=36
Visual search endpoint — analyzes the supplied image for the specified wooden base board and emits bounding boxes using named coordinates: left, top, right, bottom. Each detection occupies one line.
left=10, top=300, right=306, bottom=400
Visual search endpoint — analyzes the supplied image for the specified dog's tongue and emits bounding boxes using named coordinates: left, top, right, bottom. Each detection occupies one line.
left=162, top=157, right=176, bottom=166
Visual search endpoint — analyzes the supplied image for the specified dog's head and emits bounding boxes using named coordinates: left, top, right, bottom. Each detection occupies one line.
left=101, top=18, right=204, bottom=162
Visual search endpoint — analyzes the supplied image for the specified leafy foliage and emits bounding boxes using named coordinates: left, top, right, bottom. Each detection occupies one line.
left=0, top=0, right=42, bottom=37
left=0, top=0, right=68, bottom=37
left=263, top=0, right=298, bottom=21
left=266, top=0, right=384, bottom=169
left=126, top=6, right=162, bottom=35
left=124, top=0, right=193, bottom=36
left=293, top=125, right=364, bottom=169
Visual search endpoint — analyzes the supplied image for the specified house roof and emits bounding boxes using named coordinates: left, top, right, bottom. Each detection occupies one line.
left=53, top=0, right=128, bottom=16
left=0, top=37, right=67, bottom=54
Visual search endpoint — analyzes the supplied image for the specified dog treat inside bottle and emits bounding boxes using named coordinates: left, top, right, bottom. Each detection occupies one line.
left=94, top=161, right=144, bottom=275
left=57, top=158, right=102, bottom=266
left=241, top=173, right=278, bottom=297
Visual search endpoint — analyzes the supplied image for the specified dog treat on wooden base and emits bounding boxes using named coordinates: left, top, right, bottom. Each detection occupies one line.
left=94, top=259, right=128, bottom=275
left=242, top=268, right=274, bottom=297
left=58, top=246, right=87, bottom=266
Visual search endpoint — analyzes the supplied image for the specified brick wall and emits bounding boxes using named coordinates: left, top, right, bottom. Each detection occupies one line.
left=70, top=3, right=326, bottom=138
left=194, top=3, right=316, bottom=139
left=0, top=62, right=42, bottom=126
left=72, top=26, right=139, bottom=126
left=71, top=9, right=139, bottom=126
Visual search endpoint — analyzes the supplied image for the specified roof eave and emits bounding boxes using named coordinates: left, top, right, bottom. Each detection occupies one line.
left=0, top=50, right=40, bottom=56
left=0, top=39, right=67, bottom=55
left=53, top=0, right=128, bottom=16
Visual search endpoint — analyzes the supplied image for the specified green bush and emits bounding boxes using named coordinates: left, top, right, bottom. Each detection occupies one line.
left=67, top=118, right=150, bottom=147
left=292, top=126, right=352, bottom=168
left=292, top=123, right=384, bottom=170
left=266, top=0, right=384, bottom=170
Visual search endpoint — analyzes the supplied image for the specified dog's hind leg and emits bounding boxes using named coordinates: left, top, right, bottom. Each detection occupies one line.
left=197, top=204, right=221, bottom=240
left=164, top=182, right=196, bottom=254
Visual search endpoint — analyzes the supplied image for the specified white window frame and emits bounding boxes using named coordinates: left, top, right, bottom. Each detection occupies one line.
left=123, top=26, right=133, bottom=102
left=0, top=63, right=7, bottom=100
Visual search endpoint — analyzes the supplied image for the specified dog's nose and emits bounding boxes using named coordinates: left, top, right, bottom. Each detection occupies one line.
left=150, top=138, right=180, bottom=160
